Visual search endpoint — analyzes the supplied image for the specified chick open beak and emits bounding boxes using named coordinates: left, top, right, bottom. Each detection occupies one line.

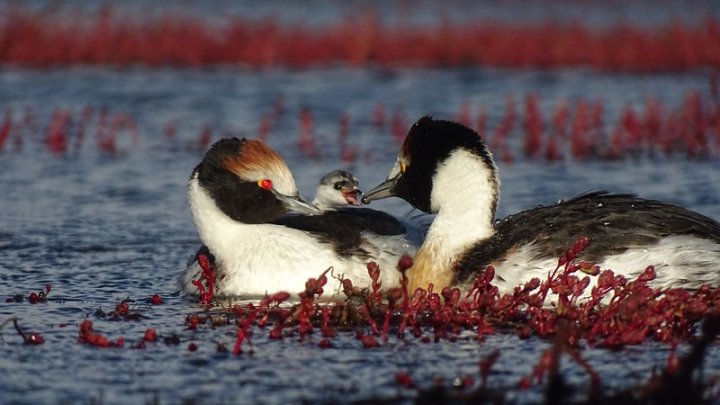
left=341, top=188, right=363, bottom=206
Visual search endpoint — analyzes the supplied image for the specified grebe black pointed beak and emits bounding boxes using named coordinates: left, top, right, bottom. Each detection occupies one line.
left=273, top=190, right=323, bottom=215
left=362, top=173, right=400, bottom=204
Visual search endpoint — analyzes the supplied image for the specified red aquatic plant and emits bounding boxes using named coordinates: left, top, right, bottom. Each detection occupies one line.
left=28, top=284, right=52, bottom=304
left=492, top=96, right=516, bottom=162
left=78, top=320, right=124, bottom=348
left=523, top=93, right=544, bottom=158
left=232, top=291, right=292, bottom=354
left=390, top=107, right=407, bottom=145
left=372, top=103, right=386, bottom=130
left=5, top=284, right=52, bottom=304
left=192, top=250, right=216, bottom=305
left=143, top=328, right=157, bottom=342
left=45, top=109, right=70, bottom=155
left=294, top=269, right=330, bottom=339
left=0, top=318, right=45, bottom=345
left=297, top=107, right=320, bottom=158
left=94, top=298, right=145, bottom=321
left=4, top=80, right=720, bottom=161
left=0, top=108, right=12, bottom=152
left=185, top=314, right=202, bottom=330
left=150, top=294, right=163, bottom=305
left=2, top=8, right=720, bottom=71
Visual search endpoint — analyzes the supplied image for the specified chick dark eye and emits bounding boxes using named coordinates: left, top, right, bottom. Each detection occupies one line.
left=333, top=182, right=342, bottom=190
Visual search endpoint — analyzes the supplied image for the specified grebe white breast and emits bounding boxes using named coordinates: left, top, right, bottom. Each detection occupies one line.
left=362, top=116, right=720, bottom=296
left=179, top=138, right=417, bottom=297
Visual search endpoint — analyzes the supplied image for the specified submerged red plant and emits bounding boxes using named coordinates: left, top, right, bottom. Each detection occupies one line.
left=28, top=284, right=51, bottom=304
left=150, top=294, right=163, bottom=305
left=1, top=8, right=719, bottom=71
left=78, top=320, right=124, bottom=348
left=3, top=78, right=720, bottom=161
left=192, top=250, right=216, bottom=305
left=233, top=290, right=292, bottom=354
left=4, top=239, right=712, bottom=402
left=5, top=283, right=52, bottom=304
left=1, top=318, right=45, bottom=345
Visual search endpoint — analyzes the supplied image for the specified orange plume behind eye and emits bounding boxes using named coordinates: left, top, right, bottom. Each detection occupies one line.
left=223, top=139, right=286, bottom=180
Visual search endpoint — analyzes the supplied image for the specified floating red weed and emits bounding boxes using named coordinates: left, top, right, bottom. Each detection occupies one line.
left=372, top=103, right=386, bottom=130
left=164, top=120, right=177, bottom=141
left=297, top=107, right=320, bottom=158
left=186, top=314, right=202, bottom=330
left=233, top=290, right=292, bottom=354
left=320, top=306, right=336, bottom=338
left=2, top=9, right=719, bottom=71
left=45, top=109, right=69, bottom=155
left=116, top=240, right=720, bottom=400
left=6, top=284, right=51, bottom=304
left=94, top=298, right=144, bottom=321
left=28, top=284, right=51, bottom=304
left=523, top=94, right=543, bottom=158
left=73, top=105, right=93, bottom=153
left=1, top=318, right=45, bottom=345
left=456, top=100, right=472, bottom=127
left=338, top=113, right=357, bottom=163
left=395, top=372, right=415, bottom=388
left=0, top=108, right=12, bottom=152
left=78, top=320, right=123, bottom=348
left=360, top=333, right=380, bottom=348
left=492, top=97, right=515, bottom=162
left=390, top=107, right=407, bottom=145
left=197, top=125, right=212, bottom=150
left=192, top=250, right=216, bottom=305
left=4, top=83, right=720, bottom=160
left=143, top=328, right=157, bottom=342
left=479, top=351, right=500, bottom=389
left=257, top=114, right=272, bottom=142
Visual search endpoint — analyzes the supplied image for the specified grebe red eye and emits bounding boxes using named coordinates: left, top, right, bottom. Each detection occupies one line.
left=258, top=179, right=273, bottom=190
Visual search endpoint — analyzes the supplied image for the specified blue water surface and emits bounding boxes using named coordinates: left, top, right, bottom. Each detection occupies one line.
left=1, top=62, right=719, bottom=405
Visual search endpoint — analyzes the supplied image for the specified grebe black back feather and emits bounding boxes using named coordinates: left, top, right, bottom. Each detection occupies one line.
left=272, top=208, right=408, bottom=258
left=456, top=190, right=720, bottom=285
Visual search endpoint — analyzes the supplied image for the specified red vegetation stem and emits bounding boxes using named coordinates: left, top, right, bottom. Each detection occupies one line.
left=78, top=320, right=124, bottom=348
left=192, top=251, right=216, bottom=306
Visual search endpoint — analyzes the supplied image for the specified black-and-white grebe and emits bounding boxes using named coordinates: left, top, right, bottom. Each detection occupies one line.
left=179, top=138, right=417, bottom=297
left=362, top=116, right=720, bottom=295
